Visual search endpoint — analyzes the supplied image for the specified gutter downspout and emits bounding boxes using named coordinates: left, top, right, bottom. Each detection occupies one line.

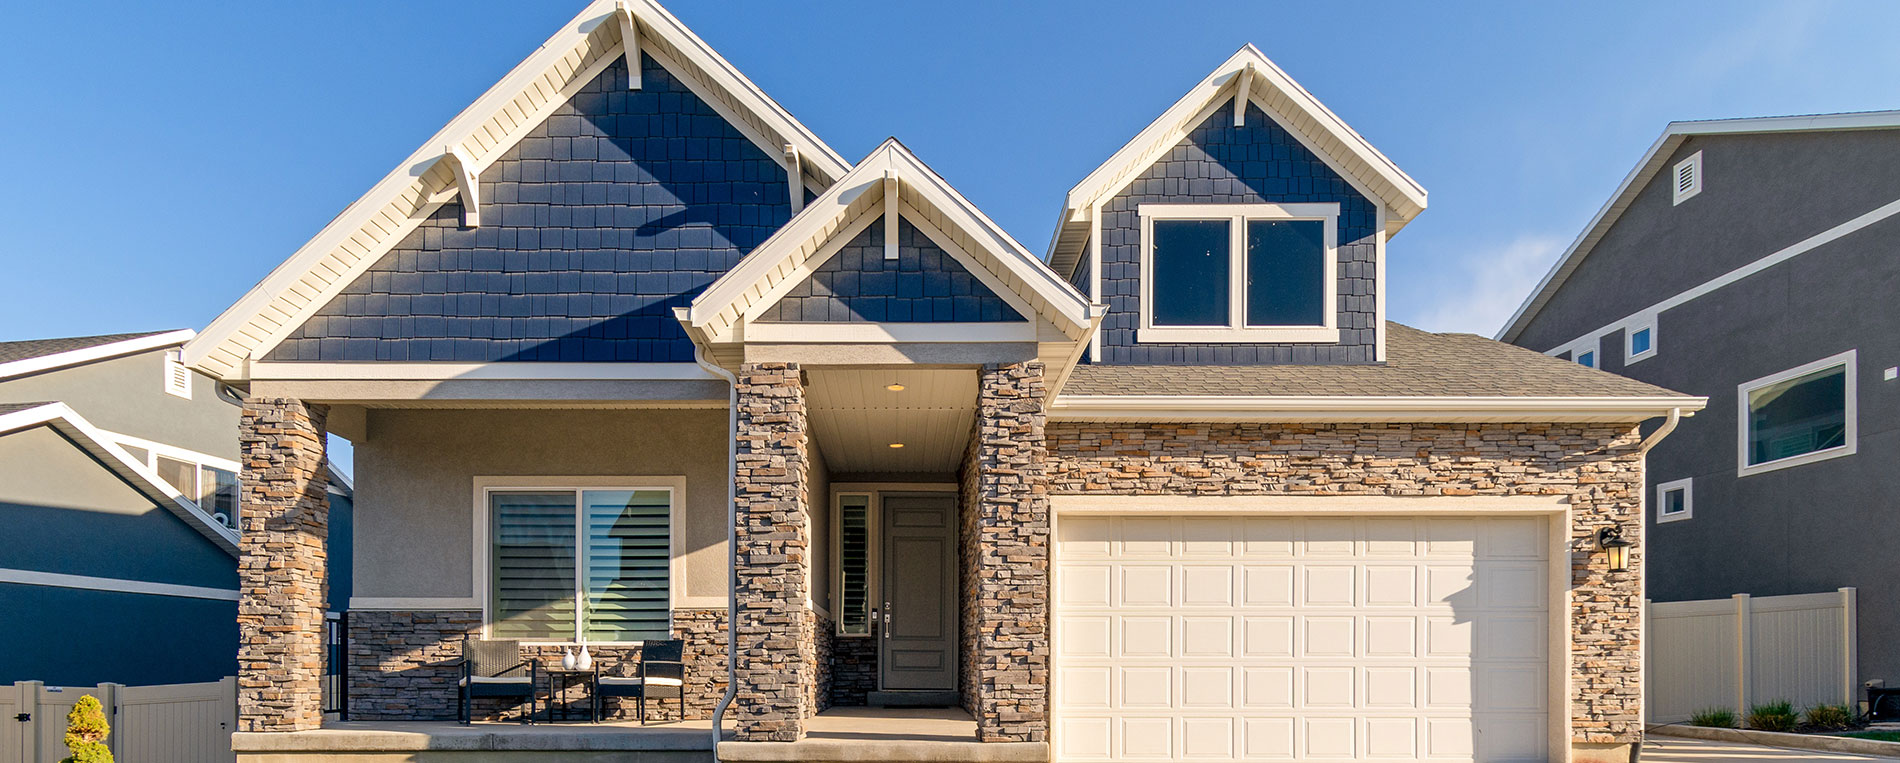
left=685, top=333, right=739, bottom=757
left=1634, top=405, right=1683, bottom=760
left=1637, top=407, right=1684, bottom=454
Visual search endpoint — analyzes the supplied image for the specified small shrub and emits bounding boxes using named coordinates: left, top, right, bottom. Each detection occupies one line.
left=1690, top=707, right=1738, bottom=728
left=1804, top=703, right=1857, bottom=731
left=1747, top=699, right=1799, bottom=732
left=60, top=695, right=113, bottom=763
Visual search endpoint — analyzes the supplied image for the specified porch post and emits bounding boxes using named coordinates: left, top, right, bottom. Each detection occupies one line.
left=236, top=397, right=330, bottom=732
left=967, top=361, right=1050, bottom=742
left=732, top=363, right=812, bottom=741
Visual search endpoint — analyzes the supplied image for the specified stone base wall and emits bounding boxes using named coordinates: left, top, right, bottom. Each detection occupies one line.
left=346, top=608, right=727, bottom=722
left=1046, top=421, right=1647, bottom=746
left=828, top=630, right=877, bottom=707
left=810, top=610, right=833, bottom=715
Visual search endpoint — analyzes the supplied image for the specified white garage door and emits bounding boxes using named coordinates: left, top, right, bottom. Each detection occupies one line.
left=1054, top=514, right=1552, bottom=762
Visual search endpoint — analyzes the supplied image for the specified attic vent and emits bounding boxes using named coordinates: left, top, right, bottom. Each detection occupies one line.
left=164, top=350, right=192, bottom=399
left=1672, top=151, right=1703, bottom=205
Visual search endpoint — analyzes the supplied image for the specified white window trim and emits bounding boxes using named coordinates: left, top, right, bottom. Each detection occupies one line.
left=471, top=476, right=687, bottom=645
left=1136, top=202, right=1339, bottom=343
left=164, top=349, right=192, bottom=399
left=1625, top=320, right=1657, bottom=365
left=1736, top=349, right=1857, bottom=477
left=1673, top=150, right=1703, bottom=205
left=1655, top=477, right=1693, bottom=524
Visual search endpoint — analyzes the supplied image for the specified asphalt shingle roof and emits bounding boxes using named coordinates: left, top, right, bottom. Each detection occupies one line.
left=1062, top=322, right=1692, bottom=399
left=0, top=331, right=177, bottom=365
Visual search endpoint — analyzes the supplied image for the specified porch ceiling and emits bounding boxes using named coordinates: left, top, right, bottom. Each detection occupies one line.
left=806, top=368, right=975, bottom=474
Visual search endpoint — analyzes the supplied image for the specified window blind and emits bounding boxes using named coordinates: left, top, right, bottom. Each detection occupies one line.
left=838, top=495, right=871, bottom=634
left=581, top=490, right=671, bottom=642
left=489, top=491, right=577, bottom=640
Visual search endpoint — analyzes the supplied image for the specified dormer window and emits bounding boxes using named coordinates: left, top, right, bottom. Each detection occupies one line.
left=1137, top=203, right=1338, bottom=343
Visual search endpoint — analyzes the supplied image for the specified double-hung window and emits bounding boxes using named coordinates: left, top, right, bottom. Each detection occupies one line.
left=484, top=484, right=676, bottom=643
left=1138, top=203, right=1338, bottom=343
left=1737, top=350, right=1856, bottom=476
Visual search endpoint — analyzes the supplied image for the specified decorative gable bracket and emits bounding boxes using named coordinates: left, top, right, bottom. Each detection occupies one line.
left=439, top=146, right=480, bottom=228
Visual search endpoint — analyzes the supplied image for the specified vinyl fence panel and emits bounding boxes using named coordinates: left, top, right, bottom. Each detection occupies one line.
left=0, top=677, right=234, bottom=763
left=1647, top=589, right=1857, bottom=724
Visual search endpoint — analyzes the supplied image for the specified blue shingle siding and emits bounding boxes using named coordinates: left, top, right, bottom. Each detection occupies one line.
left=267, top=54, right=794, bottom=362
left=758, top=217, right=1025, bottom=323
left=1097, top=100, right=1380, bottom=365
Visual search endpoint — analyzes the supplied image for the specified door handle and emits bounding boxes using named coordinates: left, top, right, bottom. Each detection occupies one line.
left=882, top=601, right=891, bottom=639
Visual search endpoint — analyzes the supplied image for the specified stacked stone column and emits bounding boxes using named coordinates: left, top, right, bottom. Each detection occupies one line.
left=964, top=362, right=1050, bottom=742
left=731, top=363, right=813, bottom=742
left=236, top=398, right=330, bottom=732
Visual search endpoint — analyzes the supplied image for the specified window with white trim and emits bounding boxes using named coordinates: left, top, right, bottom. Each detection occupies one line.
left=1626, top=322, right=1656, bottom=363
left=1673, top=151, right=1703, bottom=205
left=1738, top=350, right=1856, bottom=476
left=126, top=442, right=239, bottom=529
left=1576, top=349, right=1596, bottom=368
left=163, top=350, right=192, bottom=399
left=1138, top=203, right=1338, bottom=343
left=835, top=493, right=872, bottom=636
left=484, top=486, right=674, bottom=643
left=1655, top=478, right=1693, bottom=523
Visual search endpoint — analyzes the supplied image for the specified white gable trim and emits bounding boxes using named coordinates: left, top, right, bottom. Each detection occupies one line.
left=1496, top=109, right=1900, bottom=343
left=0, top=330, right=194, bottom=382
left=687, top=139, right=1096, bottom=344
left=1048, top=45, right=1428, bottom=277
left=0, top=403, right=240, bottom=556
left=186, top=0, right=850, bottom=381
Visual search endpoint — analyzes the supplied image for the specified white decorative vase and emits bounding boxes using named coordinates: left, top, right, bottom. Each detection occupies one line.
left=562, top=648, right=577, bottom=670
left=577, top=645, right=593, bottom=670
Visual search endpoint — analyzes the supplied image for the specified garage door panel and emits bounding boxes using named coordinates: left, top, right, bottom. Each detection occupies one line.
left=1056, top=515, right=1551, bottom=763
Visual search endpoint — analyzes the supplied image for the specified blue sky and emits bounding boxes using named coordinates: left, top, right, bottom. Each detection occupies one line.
left=3, top=1, right=1897, bottom=471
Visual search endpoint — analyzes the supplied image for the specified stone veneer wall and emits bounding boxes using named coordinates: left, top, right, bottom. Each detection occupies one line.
left=731, top=363, right=812, bottom=741
left=346, top=608, right=727, bottom=721
left=236, top=398, right=330, bottom=732
left=958, top=362, right=1050, bottom=742
left=829, top=631, right=877, bottom=707
left=1045, top=422, right=1647, bottom=750
left=810, top=610, right=834, bottom=715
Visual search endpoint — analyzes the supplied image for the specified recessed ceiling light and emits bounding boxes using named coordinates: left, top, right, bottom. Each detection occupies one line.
left=885, top=383, right=906, bottom=392
left=888, top=442, right=905, bottom=449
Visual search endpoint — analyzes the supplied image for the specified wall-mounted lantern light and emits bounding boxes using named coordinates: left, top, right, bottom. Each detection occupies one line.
left=1596, top=525, right=1633, bottom=572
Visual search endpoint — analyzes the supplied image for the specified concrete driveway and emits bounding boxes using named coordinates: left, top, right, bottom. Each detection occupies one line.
left=1647, top=736, right=1900, bottom=762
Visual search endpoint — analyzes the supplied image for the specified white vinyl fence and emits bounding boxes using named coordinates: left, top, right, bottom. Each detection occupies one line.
left=1647, top=589, right=1857, bottom=724
left=0, top=677, right=235, bottom=763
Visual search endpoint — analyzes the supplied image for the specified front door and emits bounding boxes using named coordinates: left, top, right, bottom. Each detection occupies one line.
left=879, top=495, right=957, bottom=690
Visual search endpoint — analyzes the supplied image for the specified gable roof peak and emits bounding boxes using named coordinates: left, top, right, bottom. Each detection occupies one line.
left=1045, top=44, right=1426, bottom=276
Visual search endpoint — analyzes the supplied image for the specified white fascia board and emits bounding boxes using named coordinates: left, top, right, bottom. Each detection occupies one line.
left=1050, top=45, right=1427, bottom=273
left=0, top=402, right=239, bottom=556
left=1497, top=110, right=1900, bottom=343
left=187, top=0, right=851, bottom=380
left=1048, top=394, right=1707, bottom=423
left=247, top=361, right=719, bottom=381
left=0, top=568, right=239, bottom=602
left=743, top=322, right=1037, bottom=343
left=0, top=329, right=194, bottom=381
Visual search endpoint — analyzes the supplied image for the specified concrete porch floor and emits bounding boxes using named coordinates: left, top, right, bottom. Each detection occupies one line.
left=235, top=708, right=1048, bottom=763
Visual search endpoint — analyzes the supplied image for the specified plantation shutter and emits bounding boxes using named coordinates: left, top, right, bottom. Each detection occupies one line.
left=838, top=495, right=871, bottom=634
left=581, top=490, right=671, bottom=641
left=489, top=491, right=577, bottom=640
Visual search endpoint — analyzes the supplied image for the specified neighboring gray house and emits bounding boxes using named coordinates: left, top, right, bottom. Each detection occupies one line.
left=187, top=4, right=1704, bottom=763
left=0, top=330, right=353, bottom=687
left=1498, top=112, right=1900, bottom=694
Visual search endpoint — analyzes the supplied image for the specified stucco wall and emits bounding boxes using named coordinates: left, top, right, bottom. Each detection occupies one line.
left=351, top=407, right=729, bottom=603
left=0, top=349, right=239, bottom=459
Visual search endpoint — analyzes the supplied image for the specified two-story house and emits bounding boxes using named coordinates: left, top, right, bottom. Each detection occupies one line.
left=1499, top=112, right=1900, bottom=703
left=0, top=330, right=353, bottom=687
left=188, top=3, right=1702, bottom=762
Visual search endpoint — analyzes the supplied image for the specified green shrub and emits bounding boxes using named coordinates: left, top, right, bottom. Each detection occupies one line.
left=59, top=695, right=113, bottom=763
left=1690, top=707, right=1738, bottom=728
left=1747, top=700, right=1799, bottom=732
left=1804, top=703, right=1857, bottom=731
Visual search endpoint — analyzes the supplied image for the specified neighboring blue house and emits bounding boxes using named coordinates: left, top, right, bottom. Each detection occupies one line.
left=0, top=331, right=353, bottom=687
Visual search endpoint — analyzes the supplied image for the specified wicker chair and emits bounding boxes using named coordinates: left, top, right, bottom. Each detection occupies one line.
left=594, top=640, right=684, bottom=723
left=457, top=637, right=539, bottom=724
